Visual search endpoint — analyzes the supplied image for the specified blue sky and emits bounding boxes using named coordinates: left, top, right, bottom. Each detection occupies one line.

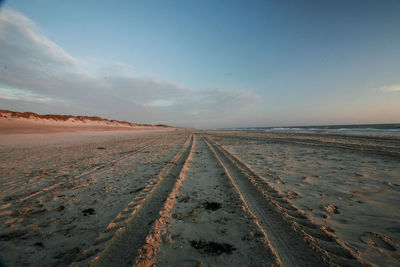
left=0, top=0, right=399, bottom=128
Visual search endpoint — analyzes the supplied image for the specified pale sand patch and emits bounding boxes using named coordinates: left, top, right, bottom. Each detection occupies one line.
left=0, top=116, right=171, bottom=135
left=0, top=128, right=176, bottom=146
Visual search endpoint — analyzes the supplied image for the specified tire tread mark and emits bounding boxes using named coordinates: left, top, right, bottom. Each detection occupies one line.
left=15, top=144, right=153, bottom=203
left=134, top=135, right=198, bottom=267
left=202, top=136, right=283, bottom=267
left=203, top=135, right=367, bottom=267
left=71, top=134, right=193, bottom=266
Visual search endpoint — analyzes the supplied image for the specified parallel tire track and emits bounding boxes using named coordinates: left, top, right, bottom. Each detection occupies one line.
left=5, top=142, right=150, bottom=193
left=71, top=134, right=194, bottom=266
left=134, top=135, right=197, bottom=267
left=203, top=135, right=366, bottom=267
left=10, top=143, right=153, bottom=203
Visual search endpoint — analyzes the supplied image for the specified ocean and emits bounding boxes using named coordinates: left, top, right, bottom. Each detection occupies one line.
left=236, top=123, right=400, bottom=136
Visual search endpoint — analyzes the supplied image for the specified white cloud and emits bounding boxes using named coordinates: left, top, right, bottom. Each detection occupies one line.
left=0, top=87, right=61, bottom=104
left=145, top=99, right=176, bottom=107
left=0, top=8, right=258, bottom=127
left=0, top=8, right=79, bottom=67
left=381, top=83, right=400, bottom=92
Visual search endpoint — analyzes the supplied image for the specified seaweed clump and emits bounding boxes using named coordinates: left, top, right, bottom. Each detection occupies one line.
left=190, top=240, right=236, bottom=255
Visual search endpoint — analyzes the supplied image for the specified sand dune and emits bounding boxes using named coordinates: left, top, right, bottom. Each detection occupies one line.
left=0, top=130, right=399, bottom=266
left=0, top=110, right=169, bottom=134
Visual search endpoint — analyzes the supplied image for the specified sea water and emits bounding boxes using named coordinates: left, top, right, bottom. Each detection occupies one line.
left=237, top=124, right=400, bottom=136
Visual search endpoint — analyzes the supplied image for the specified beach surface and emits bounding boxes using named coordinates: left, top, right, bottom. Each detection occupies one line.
left=0, top=129, right=399, bottom=266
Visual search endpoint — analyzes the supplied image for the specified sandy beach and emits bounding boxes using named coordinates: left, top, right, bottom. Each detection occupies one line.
left=2, top=1, right=400, bottom=266
left=0, top=129, right=399, bottom=266
left=208, top=131, right=400, bottom=266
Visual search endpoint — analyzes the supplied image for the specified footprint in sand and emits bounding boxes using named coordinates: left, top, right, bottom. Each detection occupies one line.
left=287, top=191, right=301, bottom=199
left=384, top=181, right=400, bottom=191
left=321, top=204, right=340, bottom=214
left=359, top=232, right=399, bottom=251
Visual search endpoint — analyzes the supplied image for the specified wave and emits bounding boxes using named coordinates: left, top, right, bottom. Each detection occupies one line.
left=237, top=124, right=400, bottom=136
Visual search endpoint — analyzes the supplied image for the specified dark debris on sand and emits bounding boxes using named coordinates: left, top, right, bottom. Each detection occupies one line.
left=204, top=202, right=222, bottom=211
left=82, top=208, right=95, bottom=216
left=190, top=240, right=236, bottom=256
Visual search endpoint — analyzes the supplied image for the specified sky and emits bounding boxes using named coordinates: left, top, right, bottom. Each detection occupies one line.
left=0, top=0, right=399, bottom=128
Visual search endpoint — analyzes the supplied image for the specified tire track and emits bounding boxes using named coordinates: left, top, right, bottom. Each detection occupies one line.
left=136, top=134, right=281, bottom=267
left=71, top=134, right=194, bottom=266
left=134, top=135, right=197, bottom=267
left=2, top=131, right=178, bottom=194
left=12, top=144, right=153, bottom=204
left=203, top=135, right=366, bottom=267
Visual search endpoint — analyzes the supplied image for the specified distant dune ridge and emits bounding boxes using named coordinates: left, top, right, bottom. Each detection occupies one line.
left=0, top=110, right=171, bottom=134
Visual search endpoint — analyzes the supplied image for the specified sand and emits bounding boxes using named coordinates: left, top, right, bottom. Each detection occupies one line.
left=0, top=129, right=189, bottom=266
left=0, top=129, right=399, bottom=266
left=209, top=131, right=400, bottom=266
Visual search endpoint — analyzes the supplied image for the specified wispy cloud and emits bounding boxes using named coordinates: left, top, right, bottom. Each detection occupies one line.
left=0, top=87, right=61, bottom=104
left=381, top=83, right=400, bottom=92
left=0, top=8, right=257, bottom=127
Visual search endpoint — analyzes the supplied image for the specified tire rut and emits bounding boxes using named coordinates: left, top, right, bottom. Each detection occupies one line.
left=138, top=134, right=281, bottom=267
left=134, top=135, right=197, bottom=267
left=71, top=134, right=194, bottom=266
left=5, top=143, right=153, bottom=203
left=203, top=135, right=366, bottom=267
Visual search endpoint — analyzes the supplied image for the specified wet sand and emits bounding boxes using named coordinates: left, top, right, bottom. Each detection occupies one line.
left=0, top=130, right=399, bottom=266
